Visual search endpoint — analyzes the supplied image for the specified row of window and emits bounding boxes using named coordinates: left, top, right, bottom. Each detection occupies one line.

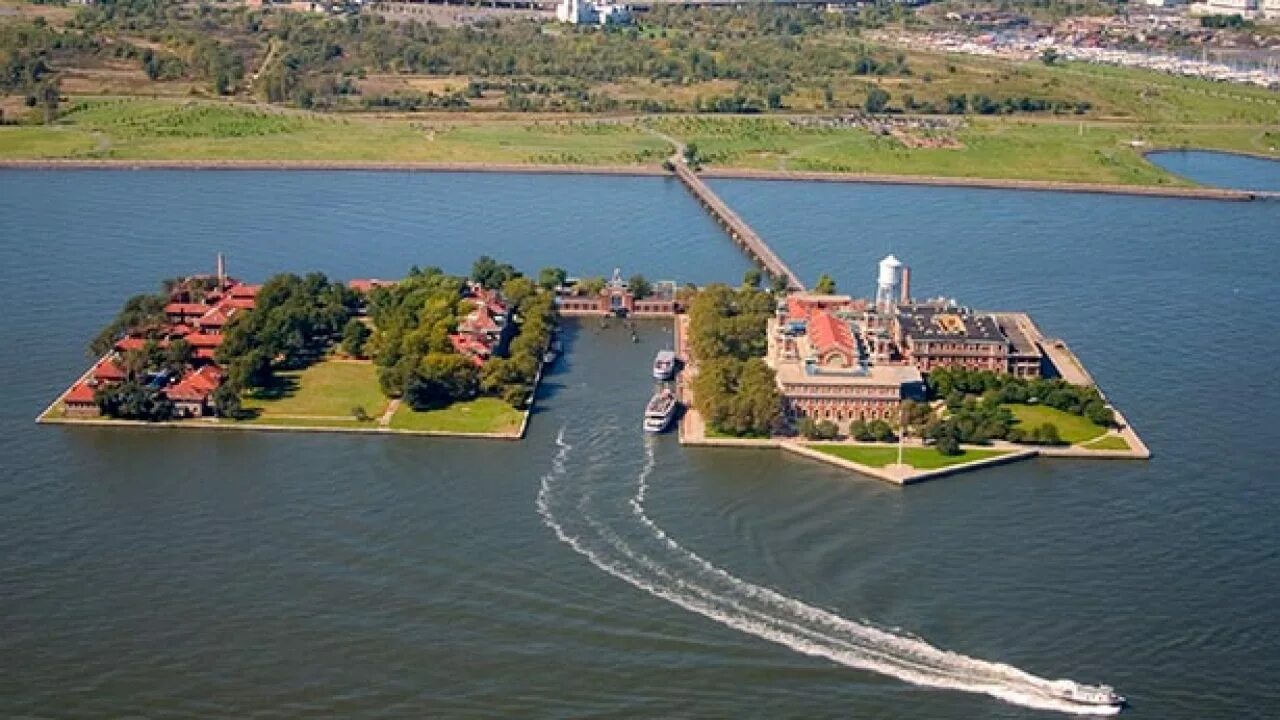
left=792, top=405, right=897, bottom=423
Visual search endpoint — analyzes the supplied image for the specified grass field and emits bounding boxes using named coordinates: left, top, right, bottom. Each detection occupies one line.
left=650, top=115, right=1277, bottom=184
left=1, top=90, right=1274, bottom=186
left=242, top=359, right=387, bottom=422
left=1005, top=404, right=1107, bottom=444
left=389, top=397, right=524, bottom=435
left=811, top=443, right=1009, bottom=469
left=1082, top=435, right=1131, bottom=451
left=0, top=98, right=667, bottom=165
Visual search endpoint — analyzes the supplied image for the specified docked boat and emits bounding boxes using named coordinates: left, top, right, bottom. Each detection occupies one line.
left=652, top=350, right=677, bottom=380
left=543, top=338, right=563, bottom=365
left=643, top=388, right=678, bottom=433
left=1047, top=681, right=1125, bottom=708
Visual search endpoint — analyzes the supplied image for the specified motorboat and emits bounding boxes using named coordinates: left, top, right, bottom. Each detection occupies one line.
left=652, top=350, right=677, bottom=380
left=643, top=388, right=678, bottom=433
left=1048, top=681, right=1126, bottom=708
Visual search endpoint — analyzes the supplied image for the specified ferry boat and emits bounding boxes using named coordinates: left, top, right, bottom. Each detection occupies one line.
left=652, top=350, right=677, bottom=380
left=1047, top=681, right=1125, bottom=708
left=643, top=388, right=678, bottom=433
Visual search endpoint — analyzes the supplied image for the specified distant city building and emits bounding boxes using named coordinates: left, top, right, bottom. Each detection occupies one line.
left=555, top=0, right=631, bottom=25
left=766, top=256, right=1049, bottom=431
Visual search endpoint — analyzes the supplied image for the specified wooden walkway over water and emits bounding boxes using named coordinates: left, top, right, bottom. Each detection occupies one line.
left=672, top=161, right=805, bottom=291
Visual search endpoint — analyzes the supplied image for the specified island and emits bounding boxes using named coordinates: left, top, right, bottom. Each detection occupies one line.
left=38, top=254, right=560, bottom=439
left=675, top=255, right=1150, bottom=485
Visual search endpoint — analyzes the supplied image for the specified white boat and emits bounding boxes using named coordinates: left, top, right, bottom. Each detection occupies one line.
left=652, top=350, right=677, bottom=380
left=1047, top=681, right=1125, bottom=708
left=643, top=388, right=678, bottom=433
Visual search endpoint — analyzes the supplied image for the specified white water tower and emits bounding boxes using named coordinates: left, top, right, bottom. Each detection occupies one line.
left=875, top=254, right=903, bottom=313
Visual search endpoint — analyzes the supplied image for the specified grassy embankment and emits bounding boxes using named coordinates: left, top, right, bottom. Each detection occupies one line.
left=1082, top=435, right=1131, bottom=451
left=389, top=397, right=524, bottom=435
left=1004, top=403, right=1107, bottom=444
left=239, top=357, right=523, bottom=434
left=812, top=444, right=1009, bottom=470
left=0, top=98, right=667, bottom=165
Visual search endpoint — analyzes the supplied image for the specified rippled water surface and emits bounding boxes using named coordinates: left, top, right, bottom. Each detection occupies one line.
left=1, top=169, right=1278, bottom=719
left=1146, top=150, right=1280, bottom=191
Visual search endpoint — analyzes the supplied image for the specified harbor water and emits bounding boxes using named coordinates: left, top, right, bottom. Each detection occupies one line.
left=1, top=167, right=1278, bottom=719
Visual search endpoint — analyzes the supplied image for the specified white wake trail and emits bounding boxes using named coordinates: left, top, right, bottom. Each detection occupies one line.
left=536, top=426, right=1121, bottom=716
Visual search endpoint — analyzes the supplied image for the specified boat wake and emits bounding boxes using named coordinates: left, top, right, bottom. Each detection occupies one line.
left=536, top=424, right=1121, bottom=715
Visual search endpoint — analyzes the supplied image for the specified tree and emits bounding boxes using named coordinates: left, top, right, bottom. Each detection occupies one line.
left=814, top=274, right=837, bottom=295
left=212, top=383, right=244, bottom=419
left=864, top=86, right=890, bottom=113
left=538, top=266, right=567, bottom=291
left=742, top=268, right=762, bottom=289
left=935, top=434, right=961, bottom=456
left=867, top=419, right=896, bottom=442
left=770, top=273, right=790, bottom=294
left=405, top=352, right=478, bottom=410
left=471, top=255, right=518, bottom=290
left=502, top=276, right=538, bottom=309
left=628, top=274, right=653, bottom=299
left=682, top=142, right=700, bottom=166
left=1035, top=422, right=1062, bottom=445
left=95, top=381, right=174, bottom=422
left=228, top=349, right=273, bottom=390
left=39, top=78, right=60, bottom=124
left=799, top=418, right=838, bottom=440
left=341, top=318, right=371, bottom=358
left=578, top=276, right=607, bottom=295
left=1040, top=48, right=1060, bottom=66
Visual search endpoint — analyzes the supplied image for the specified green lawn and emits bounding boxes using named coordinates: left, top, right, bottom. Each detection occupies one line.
left=651, top=115, right=1278, bottom=185
left=1005, top=404, right=1106, bottom=444
left=242, top=359, right=387, bottom=421
left=1083, top=435, right=1131, bottom=451
left=389, top=397, right=524, bottom=435
left=5, top=94, right=1274, bottom=186
left=811, top=443, right=1009, bottom=470
left=0, top=98, right=666, bottom=166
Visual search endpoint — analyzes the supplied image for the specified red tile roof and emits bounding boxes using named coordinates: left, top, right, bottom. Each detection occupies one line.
left=808, top=311, right=856, bottom=359
left=223, top=298, right=256, bottom=311
left=65, top=382, right=97, bottom=404
left=114, top=336, right=148, bottom=352
left=184, top=333, right=223, bottom=348
left=461, top=305, right=499, bottom=334
left=165, top=303, right=207, bottom=317
left=229, top=283, right=260, bottom=299
left=166, top=365, right=224, bottom=403
left=448, top=334, right=492, bottom=366
left=92, top=358, right=128, bottom=383
left=197, top=306, right=232, bottom=328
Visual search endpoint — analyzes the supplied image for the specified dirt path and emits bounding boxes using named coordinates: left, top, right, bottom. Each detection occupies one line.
left=378, top=398, right=401, bottom=428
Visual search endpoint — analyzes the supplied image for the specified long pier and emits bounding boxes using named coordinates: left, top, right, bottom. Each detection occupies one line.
left=672, top=161, right=805, bottom=291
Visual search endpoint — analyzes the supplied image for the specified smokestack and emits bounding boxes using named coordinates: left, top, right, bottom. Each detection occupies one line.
left=900, top=265, right=911, bottom=305
left=217, top=253, right=226, bottom=289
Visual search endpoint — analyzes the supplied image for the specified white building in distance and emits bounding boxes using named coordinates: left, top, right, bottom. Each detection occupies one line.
left=555, top=0, right=631, bottom=25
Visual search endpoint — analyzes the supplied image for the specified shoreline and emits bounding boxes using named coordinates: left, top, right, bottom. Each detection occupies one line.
left=0, top=158, right=1264, bottom=200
